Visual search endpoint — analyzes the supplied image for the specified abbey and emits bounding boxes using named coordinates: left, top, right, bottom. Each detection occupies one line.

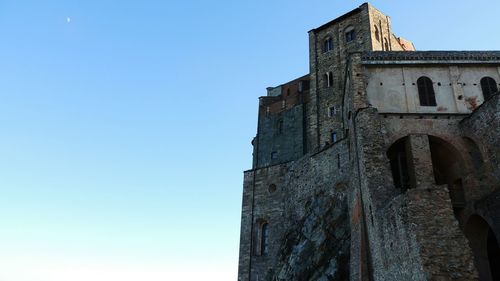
left=237, top=3, right=500, bottom=281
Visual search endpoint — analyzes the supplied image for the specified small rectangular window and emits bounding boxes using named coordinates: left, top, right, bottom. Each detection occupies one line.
left=271, top=151, right=278, bottom=159
left=329, top=106, right=336, bottom=117
left=332, top=132, right=337, bottom=143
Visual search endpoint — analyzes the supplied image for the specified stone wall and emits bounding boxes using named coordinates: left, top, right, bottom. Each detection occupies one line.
left=364, top=65, right=500, bottom=114
left=255, top=105, right=305, bottom=168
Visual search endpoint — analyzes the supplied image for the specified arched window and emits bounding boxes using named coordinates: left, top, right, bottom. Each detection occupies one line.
left=323, top=37, right=333, bottom=52
left=374, top=25, right=380, bottom=42
left=480, top=76, right=498, bottom=100
left=260, top=222, right=269, bottom=255
left=325, top=72, right=333, bottom=88
left=384, top=38, right=389, bottom=51
left=417, top=76, right=437, bottom=106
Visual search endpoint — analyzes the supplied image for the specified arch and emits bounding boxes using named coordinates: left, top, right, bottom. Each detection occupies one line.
left=387, top=136, right=411, bottom=191
left=417, top=76, right=437, bottom=106
left=323, top=37, right=333, bottom=52
left=428, top=136, right=466, bottom=209
left=384, top=37, right=389, bottom=51
left=254, top=219, right=269, bottom=256
left=480, top=76, right=498, bottom=100
left=374, top=25, right=380, bottom=42
left=260, top=222, right=269, bottom=255
left=464, top=215, right=500, bottom=281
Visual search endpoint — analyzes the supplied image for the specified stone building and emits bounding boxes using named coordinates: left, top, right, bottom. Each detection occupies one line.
left=237, top=3, right=500, bottom=281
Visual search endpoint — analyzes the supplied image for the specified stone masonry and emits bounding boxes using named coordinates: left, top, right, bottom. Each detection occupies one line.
left=238, top=3, right=500, bottom=281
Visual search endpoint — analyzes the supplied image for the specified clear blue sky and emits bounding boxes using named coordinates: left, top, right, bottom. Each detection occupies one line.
left=0, top=1, right=499, bottom=280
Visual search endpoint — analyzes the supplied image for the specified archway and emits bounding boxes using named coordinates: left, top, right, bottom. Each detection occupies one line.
left=464, top=215, right=500, bottom=281
left=428, top=136, right=466, bottom=211
left=387, top=136, right=410, bottom=191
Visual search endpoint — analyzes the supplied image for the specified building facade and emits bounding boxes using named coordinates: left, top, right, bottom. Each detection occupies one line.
left=238, top=3, right=500, bottom=281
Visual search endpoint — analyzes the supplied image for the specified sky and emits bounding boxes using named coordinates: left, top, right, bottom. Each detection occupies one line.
left=0, top=1, right=499, bottom=281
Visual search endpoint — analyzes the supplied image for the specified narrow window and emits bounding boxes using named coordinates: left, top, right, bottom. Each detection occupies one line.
left=329, top=106, right=336, bottom=117
left=481, top=76, right=498, bottom=100
left=261, top=222, right=269, bottom=255
left=323, top=37, right=333, bottom=52
left=271, top=151, right=278, bottom=160
left=345, top=27, right=356, bottom=43
left=384, top=38, right=389, bottom=51
left=332, top=132, right=337, bottom=143
left=374, top=25, right=380, bottom=42
left=281, top=100, right=286, bottom=109
left=277, top=119, right=283, bottom=134
left=325, top=72, right=333, bottom=88
left=417, top=76, right=437, bottom=106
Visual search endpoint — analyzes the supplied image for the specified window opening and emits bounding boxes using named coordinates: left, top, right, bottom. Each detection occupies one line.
left=325, top=72, right=333, bottom=88
left=329, top=106, right=336, bottom=117
left=417, top=76, right=437, bottom=106
left=481, top=76, right=498, bottom=100
left=323, top=37, right=333, bottom=52
left=261, top=222, right=269, bottom=255
left=374, top=25, right=380, bottom=42
left=345, top=27, right=356, bottom=43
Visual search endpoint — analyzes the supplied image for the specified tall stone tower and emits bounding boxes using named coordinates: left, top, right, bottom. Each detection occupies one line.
left=238, top=3, right=500, bottom=281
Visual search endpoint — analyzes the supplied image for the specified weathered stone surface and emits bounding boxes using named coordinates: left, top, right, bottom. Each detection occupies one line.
left=238, top=3, right=499, bottom=281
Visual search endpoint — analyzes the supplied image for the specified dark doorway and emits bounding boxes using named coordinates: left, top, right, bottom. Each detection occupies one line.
left=387, top=137, right=411, bottom=191
left=488, top=229, right=500, bottom=280
left=465, top=215, right=500, bottom=281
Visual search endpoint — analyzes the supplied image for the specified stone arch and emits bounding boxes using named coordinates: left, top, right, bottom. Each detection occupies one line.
left=254, top=219, right=270, bottom=256
left=387, top=136, right=411, bottom=191
left=464, top=215, right=500, bottom=281
left=428, top=136, right=467, bottom=210
left=386, top=135, right=469, bottom=209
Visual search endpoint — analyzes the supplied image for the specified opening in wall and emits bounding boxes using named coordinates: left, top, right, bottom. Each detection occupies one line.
left=387, top=137, right=411, bottom=191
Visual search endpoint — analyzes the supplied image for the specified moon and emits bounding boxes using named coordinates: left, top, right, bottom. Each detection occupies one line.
left=66, top=17, right=71, bottom=23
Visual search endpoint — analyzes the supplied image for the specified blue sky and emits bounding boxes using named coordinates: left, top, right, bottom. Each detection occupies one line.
left=0, top=1, right=499, bottom=280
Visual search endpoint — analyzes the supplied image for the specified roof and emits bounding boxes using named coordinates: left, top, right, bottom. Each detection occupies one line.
left=309, top=3, right=367, bottom=33
left=361, top=51, right=500, bottom=65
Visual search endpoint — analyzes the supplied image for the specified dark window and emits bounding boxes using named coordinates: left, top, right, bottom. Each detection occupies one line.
left=271, top=151, right=278, bottom=160
left=481, top=76, right=498, bottom=100
left=329, top=106, right=336, bottom=117
left=325, top=72, right=333, bottom=88
left=323, top=37, right=333, bottom=52
left=277, top=119, right=283, bottom=134
left=345, top=29, right=356, bottom=42
left=417, top=76, right=437, bottom=106
left=384, top=38, right=389, bottom=51
left=332, top=132, right=337, bottom=143
left=387, top=137, right=411, bottom=191
left=261, top=223, right=269, bottom=255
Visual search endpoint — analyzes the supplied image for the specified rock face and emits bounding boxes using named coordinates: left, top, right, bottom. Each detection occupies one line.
left=237, top=3, right=500, bottom=281
left=275, top=192, right=350, bottom=281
